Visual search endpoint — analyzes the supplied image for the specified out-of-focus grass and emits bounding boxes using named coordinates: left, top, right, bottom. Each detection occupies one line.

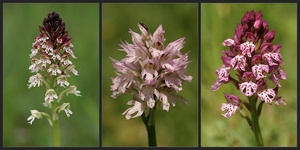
left=201, top=3, right=297, bottom=147
left=102, top=3, right=198, bottom=147
left=3, top=3, right=99, bottom=146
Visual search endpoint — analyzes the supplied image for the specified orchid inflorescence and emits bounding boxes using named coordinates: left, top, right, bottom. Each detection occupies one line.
left=27, top=11, right=81, bottom=125
left=211, top=10, right=286, bottom=118
left=111, top=23, right=192, bottom=120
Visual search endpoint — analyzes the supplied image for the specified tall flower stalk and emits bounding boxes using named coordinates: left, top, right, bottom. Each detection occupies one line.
left=212, top=10, right=286, bottom=146
left=27, top=11, right=81, bottom=146
left=111, top=23, right=192, bottom=146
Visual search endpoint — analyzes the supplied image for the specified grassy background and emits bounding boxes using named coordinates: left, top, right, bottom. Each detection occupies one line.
left=201, top=3, right=297, bottom=147
left=3, top=3, right=99, bottom=146
left=102, top=3, right=198, bottom=147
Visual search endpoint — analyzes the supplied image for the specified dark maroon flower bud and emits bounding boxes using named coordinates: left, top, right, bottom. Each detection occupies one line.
left=241, top=10, right=256, bottom=26
left=46, top=40, right=54, bottom=47
left=254, top=19, right=262, bottom=29
left=271, top=44, right=282, bottom=53
left=251, top=54, right=262, bottom=65
left=58, top=26, right=65, bottom=34
left=51, top=31, right=57, bottom=39
left=255, top=11, right=263, bottom=20
left=221, top=50, right=235, bottom=57
left=242, top=24, right=249, bottom=31
left=39, top=26, right=45, bottom=33
left=262, top=21, right=269, bottom=33
left=62, top=38, right=72, bottom=47
left=224, top=93, right=240, bottom=104
left=221, top=56, right=232, bottom=66
left=45, top=24, right=51, bottom=31
left=268, top=65, right=279, bottom=72
left=234, top=24, right=244, bottom=44
left=273, top=85, right=279, bottom=95
left=245, top=32, right=255, bottom=42
left=264, top=30, right=275, bottom=43
left=242, top=71, right=255, bottom=81
left=42, top=18, right=46, bottom=26
left=256, top=79, right=267, bottom=90
left=260, top=42, right=272, bottom=53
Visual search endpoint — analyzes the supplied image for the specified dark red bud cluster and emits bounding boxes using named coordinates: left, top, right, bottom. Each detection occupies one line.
left=39, top=11, right=72, bottom=49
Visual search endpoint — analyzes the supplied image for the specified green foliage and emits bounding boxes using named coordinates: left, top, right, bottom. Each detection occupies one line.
left=201, top=3, right=297, bottom=147
left=102, top=3, right=198, bottom=147
left=3, top=3, right=99, bottom=146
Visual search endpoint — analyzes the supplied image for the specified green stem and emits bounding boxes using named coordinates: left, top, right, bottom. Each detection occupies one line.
left=141, top=109, right=157, bottom=147
left=239, top=109, right=252, bottom=130
left=257, top=101, right=264, bottom=117
left=51, top=101, right=60, bottom=147
left=249, top=96, right=264, bottom=147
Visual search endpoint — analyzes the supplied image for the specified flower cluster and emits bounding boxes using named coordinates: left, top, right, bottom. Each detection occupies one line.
left=27, top=11, right=81, bottom=125
left=211, top=10, right=286, bottom=118
left=111, top=23, right=192, bottom=120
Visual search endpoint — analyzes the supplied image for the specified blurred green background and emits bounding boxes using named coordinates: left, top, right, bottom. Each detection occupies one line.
left=102, top=3, right=198, bottom=147
left=201, top=3, right=297, bottom=147
left=3, top=3, right=99, bottom=146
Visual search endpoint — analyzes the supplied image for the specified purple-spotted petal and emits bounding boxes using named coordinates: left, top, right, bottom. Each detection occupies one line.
left=239, top=81, right=258, bottom=96
left=252, top=64, right=269, bottom=80
left=231, top=55, right=246, bottom=71
left=269, top=69, right=286, bottom=87
left=211, top=65, right=231, bottom=91
left=240, top=41, right=255, bottom=57
left=220, top=103, right=239, bottom=118
left=216, top=65, right=231, bottom=82
left=257, top=88, right=276, bottom=103
left=263, top=52, right=282, bottom=66
left=273, top=97, right=286, bottom=106
left=222, top=38, right=235, bottom=46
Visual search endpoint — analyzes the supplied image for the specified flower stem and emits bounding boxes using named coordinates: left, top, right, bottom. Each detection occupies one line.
left=249, top=96, right=264, bottom=147
left=51, top=101, right=60, bottom=147
left=141, top=109, right=157, bottom=147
